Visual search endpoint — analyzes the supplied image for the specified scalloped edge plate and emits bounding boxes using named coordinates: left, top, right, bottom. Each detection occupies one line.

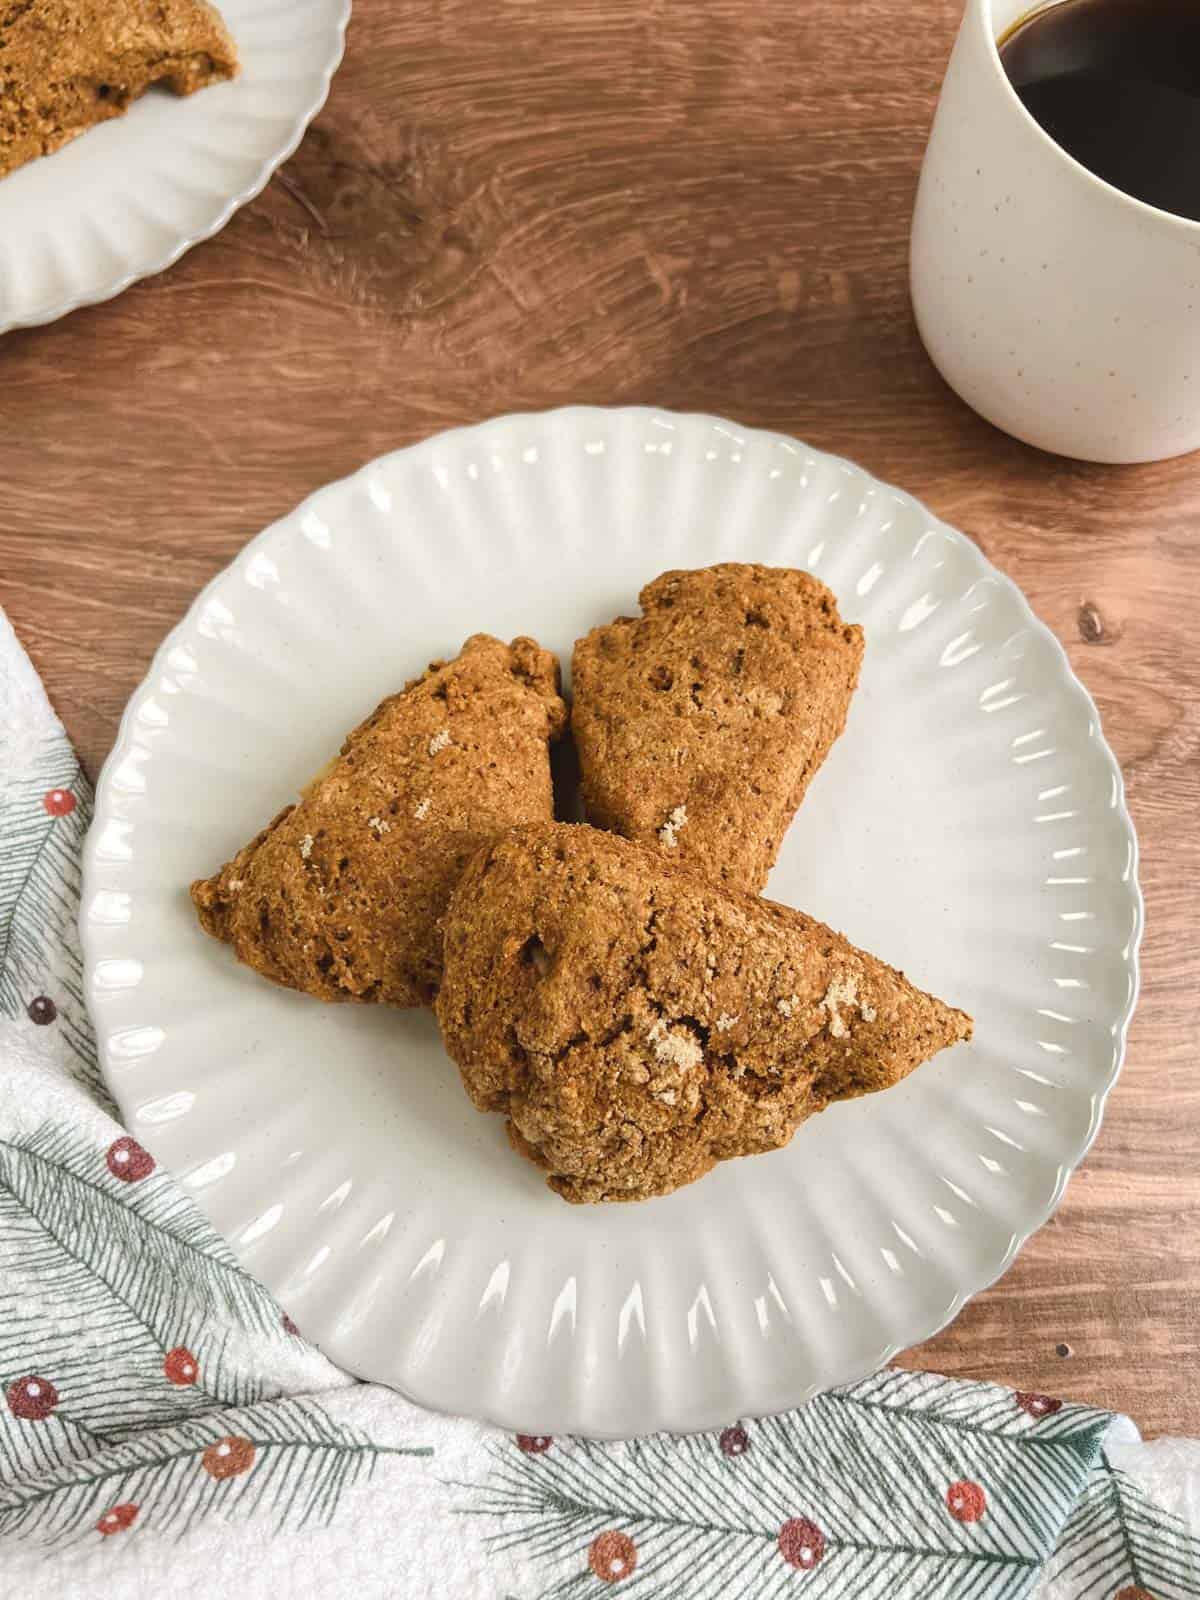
left=0, top=0, right=349, bottom=335
left=83, top=407, right=1142, bottom=1436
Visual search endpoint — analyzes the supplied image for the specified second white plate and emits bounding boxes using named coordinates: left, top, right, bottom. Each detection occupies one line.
left=0, top=0, right=349, bottom=334
left=83, top=408, right=1141, bottom=1436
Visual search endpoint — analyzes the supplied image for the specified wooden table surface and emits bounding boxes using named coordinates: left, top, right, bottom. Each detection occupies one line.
left=3, top=0, right=1196, bottom=1435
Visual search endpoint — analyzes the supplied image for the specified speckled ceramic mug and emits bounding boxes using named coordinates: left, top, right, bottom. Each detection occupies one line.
left=911, top=0, right=1200, bottom=464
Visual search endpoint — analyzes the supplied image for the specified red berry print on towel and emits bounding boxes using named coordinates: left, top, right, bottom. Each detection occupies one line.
left=720, top=1425, right=750, bottom=1457
left=1115, top=1590, right=1157, bottom=1600
left=282, top=1312, right=300, bottom=1336
left=1016, top=1391, right=1063, bottom=1419
left=947, top=1481, right=987, bottom=1522
left=42, top=787, right=76, bottom=817
left=202, top=1436, right=256, bottom=1480
left=517, top=1435, right=553, bottom=1454
left=779, top=1517, right=826, bottom=1570
left=588, top=1531, right=637, bottom=1583
left=26, top=996, right=56, bottom=1025
left=6, top=1376, right=59, bottom=1421
left=164, top=1347, right=199, bottom=1386
left=97, top=1503, right=139, bottom=1536
left=106, top=1137, right=154, bottom=1182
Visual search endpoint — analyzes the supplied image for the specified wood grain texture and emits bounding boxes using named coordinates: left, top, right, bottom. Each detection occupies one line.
left=2, top=0, right=1197, bottom=1434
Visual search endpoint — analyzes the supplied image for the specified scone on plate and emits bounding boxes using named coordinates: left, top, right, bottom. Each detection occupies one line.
left=0, top=1, right=238, bottom=180
left=191, top=636, right=566, bottom=1008
left=436, top=823, right=972, bottom=1203
left=571, top=564, right=864, bottom=894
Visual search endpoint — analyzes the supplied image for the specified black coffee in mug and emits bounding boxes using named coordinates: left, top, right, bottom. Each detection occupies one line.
left=999, top=0, right=1200, bottom=223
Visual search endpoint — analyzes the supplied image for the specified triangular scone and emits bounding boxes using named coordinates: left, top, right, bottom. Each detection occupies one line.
left=191, top=636, right=566, bottom=1008
left=571, top=564, right=864, bottom=893
left=0, top=1, right=237, bottom=180
left=436, top=823, right=971, bottom=1203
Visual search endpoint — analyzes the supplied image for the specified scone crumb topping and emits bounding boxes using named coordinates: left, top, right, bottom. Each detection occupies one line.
left=368, top=816, right=390, bottom=835
left=647, top=1017, right=703, bottom=1071
left=776, top=994, right=799, bottom=1019
left=413, top=797, right=432, bottom=821
left=428, top=728, right=452, bottom=756
left=658, top=804, right=688, bottom=848
left=299, top=834, right=314, bottom=860
left=226, top=878, right=244, bottom=892
left=822, top=973, right=860, bottom=1038
left=714, top=1012, right=739, bottom=1032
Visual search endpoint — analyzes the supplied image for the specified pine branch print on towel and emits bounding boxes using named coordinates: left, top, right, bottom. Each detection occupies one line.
left=457, top=1370, right=1112, bottom=1599
left=0, top=1122, right=290, bottom=1440
left=1043, top=1451, right=1200, bottom=1598
left=0, top=749, right=96, bottom=1088
left=0, top=1394, right=431, bottom=1549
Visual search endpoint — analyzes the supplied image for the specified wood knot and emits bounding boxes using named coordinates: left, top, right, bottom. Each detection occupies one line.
left=1077, top=601, right=1119, bottom=646
left=264, top=124, right=484, bottom=318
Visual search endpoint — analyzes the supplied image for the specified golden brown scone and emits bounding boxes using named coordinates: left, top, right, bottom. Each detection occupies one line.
left=571, top=565, right=864, bottom=893
left=191, top=636, right=566, bottom=1008
left=0, top=1, right=238, bottom=180
left=436, top=823, right=972, bottom=1203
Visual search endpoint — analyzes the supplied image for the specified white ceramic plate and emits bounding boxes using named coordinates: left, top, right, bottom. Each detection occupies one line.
left=83, top=408, right=1141, bottom=1437
left=0, top=0, right=349, bottom=334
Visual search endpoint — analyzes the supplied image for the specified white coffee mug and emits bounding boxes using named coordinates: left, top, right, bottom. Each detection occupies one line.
left=911, top=0, right=1200, bottom=463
